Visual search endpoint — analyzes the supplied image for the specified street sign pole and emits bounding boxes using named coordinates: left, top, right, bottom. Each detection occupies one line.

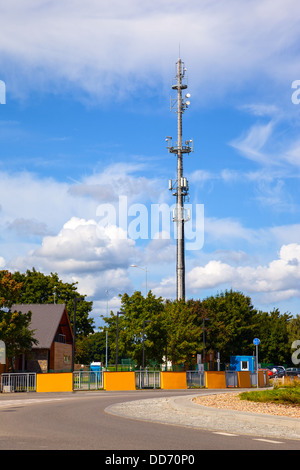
left=253, top=338, right=260, bottom=388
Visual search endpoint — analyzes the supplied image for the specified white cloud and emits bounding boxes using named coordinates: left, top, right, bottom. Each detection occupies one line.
left=1, top=0, right=300, bottom=103
left=1, top=163, right=300, bottom=310
left=204, top=217, right=257, bottom=244
left=230, top=121, right=276, bottom=165
left=152, top=275, right=176, bottom=299
left=284, top=140, right=300, bottom=168
left=70, top=163, right=163, bottom=205
left=186, top=243, right=300, bottom=304
left=7, top=218, right=51, bottom=237
left=270, top=225, right=300, bottom=246
left=0, top=171, right=86, bottom=232
left=8, top=216, right=136, bottom=300
left=239, top=104, right=280, bottom=118
left=187, top=260, right=236, bottom=290
left=12, top=217, right=135, bottom=270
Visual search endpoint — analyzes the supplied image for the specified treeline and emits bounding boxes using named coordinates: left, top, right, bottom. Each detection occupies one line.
left=97, top=290, right=300, bottom=368
left=1, top=269, right=300, bottom=368
left=0, top=269, right=94, bottom=368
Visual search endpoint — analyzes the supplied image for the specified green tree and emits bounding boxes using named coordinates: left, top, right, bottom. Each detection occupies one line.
left=102, top=293, right=203, bottom=369
left=12, top=268, right=94, bottom=337
left=0, top=309, right=38, bottom=371
left=202, top=290, right=258, bottom=362
left=256, top=309, right=292, bottom=364
left=102, top=291, right=166, bottom=367
left=75, top=331, right=109, bottom=365
left=163, top=299, right=202, bottom=368
left=287, top=314, right=300, bottom=346
left=0, top=270, right=23, bottom=308
left=0, top=271, right=37, bottom=370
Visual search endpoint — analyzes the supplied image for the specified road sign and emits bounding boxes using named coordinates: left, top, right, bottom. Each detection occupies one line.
left=253, top=338, right=260, bottom=345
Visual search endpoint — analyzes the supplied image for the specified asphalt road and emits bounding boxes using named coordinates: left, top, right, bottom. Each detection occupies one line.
left=0, top=389, right=299, bottom=452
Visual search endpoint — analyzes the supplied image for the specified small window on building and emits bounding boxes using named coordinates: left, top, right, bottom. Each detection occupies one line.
left=64, top=355, right=71, bottom=364
left=241, top=361, right=249, bottom=371
left=55, top=333, right=66, bottom=343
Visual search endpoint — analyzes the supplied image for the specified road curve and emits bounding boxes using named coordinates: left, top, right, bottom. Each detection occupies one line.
left=0, top=389, right=299, bottom=451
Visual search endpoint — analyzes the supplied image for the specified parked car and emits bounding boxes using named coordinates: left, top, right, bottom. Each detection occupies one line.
left=271, top=366, right=286, bottom=377
left=259, top=368, right=273, bottom=377
left=265, top=368, right=274, bottom=377
left=286, top=367, right=300, bottom=377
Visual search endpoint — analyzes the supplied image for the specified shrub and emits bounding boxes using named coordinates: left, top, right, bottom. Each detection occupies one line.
left=239, top=383, right=300, bottom=405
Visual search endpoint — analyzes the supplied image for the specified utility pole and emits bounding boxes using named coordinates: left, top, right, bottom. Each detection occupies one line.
left=72, top=296, right=84, bottom=372
left=166, top=58, right=193, bottom=300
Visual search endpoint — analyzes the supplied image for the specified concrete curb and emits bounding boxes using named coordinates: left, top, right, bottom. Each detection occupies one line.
left=167, top=394, right=300, bottom=439
left=106, top=392, right=300, bottom=440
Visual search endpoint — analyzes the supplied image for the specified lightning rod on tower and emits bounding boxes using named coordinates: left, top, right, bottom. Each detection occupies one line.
left=166, top=58, right=193, bottom=301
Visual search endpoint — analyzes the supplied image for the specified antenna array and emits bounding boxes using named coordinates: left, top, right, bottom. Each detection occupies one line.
left=166, top=58, right=193, bottom=300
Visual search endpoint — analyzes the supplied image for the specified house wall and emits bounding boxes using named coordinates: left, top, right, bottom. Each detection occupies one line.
left=50, top=342, right=72, bottom=372
left=27, top=349, right=49, bottom=373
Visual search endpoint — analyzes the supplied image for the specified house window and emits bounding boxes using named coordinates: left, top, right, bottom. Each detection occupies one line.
left=55, top=333, right=66, bottom=343
left=64, top=355, right=71, bottom=364
left=241, top=361, right=249, bottom=371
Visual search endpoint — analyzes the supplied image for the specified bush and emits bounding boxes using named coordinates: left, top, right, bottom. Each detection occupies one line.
left=239, top=382, right=300, bottom=405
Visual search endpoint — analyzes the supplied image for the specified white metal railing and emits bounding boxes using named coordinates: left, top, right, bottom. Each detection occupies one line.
left=135, top=369, right=161, bottom=389
left=249, top=370, right=269, bottom=387
left=186, top=371, right=206, bottom=388
left=1, top=373, right=36, bottom=392
left=73, top=371, right=103, bottom=390
left=225, top=371, right=238, bottom=388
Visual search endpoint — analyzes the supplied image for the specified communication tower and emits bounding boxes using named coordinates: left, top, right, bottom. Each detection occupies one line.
left=166, top=58, right=193, bottom=300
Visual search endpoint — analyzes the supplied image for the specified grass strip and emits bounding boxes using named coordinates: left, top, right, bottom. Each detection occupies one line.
left=239, top=382, right=300, bottom=406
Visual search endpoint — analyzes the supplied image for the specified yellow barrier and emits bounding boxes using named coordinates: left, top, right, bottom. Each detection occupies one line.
left=160, top=372, right=187, bottom=389
left=103, top=372, right=136, bottom=391
left=258, top=370, right=266, bottom=387
left=237, top=371, right=251, bottom=388
left=36, top=372, right=73, bottom=393
left=205, top=371, right=227, bottom=388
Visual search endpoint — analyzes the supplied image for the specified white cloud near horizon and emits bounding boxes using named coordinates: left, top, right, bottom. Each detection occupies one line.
left=186, top=243, right=300, bottom=305
left=0, top=164, right=300, bottom=305
left=0, top=142, right=299, bottom=309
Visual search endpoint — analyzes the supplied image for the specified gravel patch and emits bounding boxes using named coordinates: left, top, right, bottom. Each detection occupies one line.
left=193, top=392, right=300, bottom=419
left=106, top=392, right=300, bottom=440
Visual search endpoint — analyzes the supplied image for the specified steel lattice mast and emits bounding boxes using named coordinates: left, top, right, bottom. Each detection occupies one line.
left=166, top=58, right=193, bottom=301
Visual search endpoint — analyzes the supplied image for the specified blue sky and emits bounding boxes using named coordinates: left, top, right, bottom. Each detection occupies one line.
left=1, top=0, right=300, bottom=328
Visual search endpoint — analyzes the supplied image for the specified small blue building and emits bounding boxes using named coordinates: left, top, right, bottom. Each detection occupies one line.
left=90, top=361, right=102, bottom=372
left=230, top=355, right=255, bottom=372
